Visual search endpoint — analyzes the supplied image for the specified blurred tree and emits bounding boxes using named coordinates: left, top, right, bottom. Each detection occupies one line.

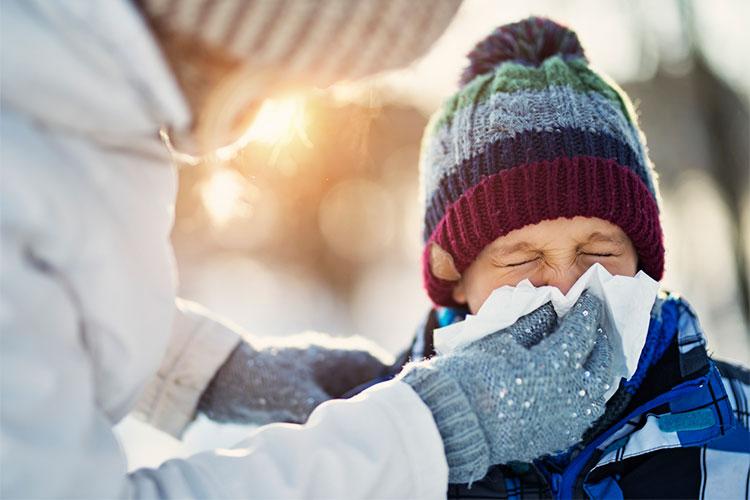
left=683, top=0, right=750, bottom=324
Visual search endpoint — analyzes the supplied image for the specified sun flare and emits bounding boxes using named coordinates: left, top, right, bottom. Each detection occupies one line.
left=242, top=96, right=311, bottom=148
left=200, top=169, right=252, bottom=226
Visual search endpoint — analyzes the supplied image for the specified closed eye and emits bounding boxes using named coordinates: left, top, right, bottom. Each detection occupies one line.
left=581, top=252, right=616, bottom=258
left=503, top=257, right=540, bottom=267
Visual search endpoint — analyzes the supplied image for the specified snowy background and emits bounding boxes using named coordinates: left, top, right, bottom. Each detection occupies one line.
left=116, top=0, right=750, bottom=470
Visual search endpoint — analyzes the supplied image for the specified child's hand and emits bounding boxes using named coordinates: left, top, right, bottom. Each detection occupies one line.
left=400, top=291, right=612, bottom=484
left=198, top=332, right=393, bottom=425
left=505, top=301, right=557, bottom=348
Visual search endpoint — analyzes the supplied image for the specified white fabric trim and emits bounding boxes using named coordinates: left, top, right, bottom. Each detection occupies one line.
left=133, top=299, right=241, bottom=438
left=595, top=413, right=681, bottom=468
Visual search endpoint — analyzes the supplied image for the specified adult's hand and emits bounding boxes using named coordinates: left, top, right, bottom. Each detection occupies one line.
left=198, top=332, right=392, bottom=425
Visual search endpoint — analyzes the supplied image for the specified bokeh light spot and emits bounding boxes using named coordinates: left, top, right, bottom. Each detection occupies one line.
left=318, top=179, right=396, bottom=262
left=200, top=169, right=253, bottom=227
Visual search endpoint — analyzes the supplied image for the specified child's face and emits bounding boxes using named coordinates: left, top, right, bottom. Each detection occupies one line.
left=452, top=217, right=638, bottom=313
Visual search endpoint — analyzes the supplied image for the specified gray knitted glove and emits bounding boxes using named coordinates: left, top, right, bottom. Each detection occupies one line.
left=400, top=291, right=612, bottom=484
left=507, top=301, right=557, bottom=348
left=198, top=332, right=392, bottom=425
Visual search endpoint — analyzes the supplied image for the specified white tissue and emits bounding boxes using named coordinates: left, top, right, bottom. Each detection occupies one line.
left=433, top=263, right=659, bottom=400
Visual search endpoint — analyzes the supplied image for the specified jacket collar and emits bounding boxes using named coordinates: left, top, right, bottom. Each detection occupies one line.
left=587, top=296, right=734, bottom=474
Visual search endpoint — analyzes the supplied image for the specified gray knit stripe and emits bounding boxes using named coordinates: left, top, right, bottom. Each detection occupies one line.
left=140, top=0, right=461, bottom=85
left=227, top=1, right=279, bottom=56
left=431, top=57, right=626, bottom=134
left=220, top=1, right=258, bottom=49
left=319, top=0, right=460, bottom=81
left=318, top=0, right=395, bottom=83
left=420, top=87, right=650, bottom=201
left=254, top=1, right=314, bottom=67
left=287, top=1, right=353, bottom=78
left=199, top=1, right=238, bottom=47
left=273, top=1, right=323, bottom=74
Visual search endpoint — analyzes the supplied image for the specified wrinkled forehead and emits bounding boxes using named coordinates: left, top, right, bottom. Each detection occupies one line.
left=483, top=217, right=632, bottom=254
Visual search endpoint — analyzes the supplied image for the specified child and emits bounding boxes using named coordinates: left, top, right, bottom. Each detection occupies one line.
left=389, top=17, right=749, bottom=498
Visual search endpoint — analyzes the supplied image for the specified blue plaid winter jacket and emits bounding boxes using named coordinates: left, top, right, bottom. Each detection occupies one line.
left=367, top=292, right=750, bottom=499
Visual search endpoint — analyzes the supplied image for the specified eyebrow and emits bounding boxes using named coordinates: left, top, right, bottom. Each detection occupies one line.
left=492, top=241, right=536, bottom=254
left=490, top=231, right=627, bottom=256
left=583, top=232, right=628, bottom=245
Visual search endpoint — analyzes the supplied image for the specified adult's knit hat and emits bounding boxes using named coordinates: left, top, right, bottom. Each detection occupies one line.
left=421, top=16, right=664, bottom=307
left=138, top=0, right=462, bottom=86
left=138, top=0, right=461, bottom=152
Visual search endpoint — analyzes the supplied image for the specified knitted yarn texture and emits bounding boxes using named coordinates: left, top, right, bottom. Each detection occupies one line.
left=199, top=332, right=391, bottom=425
left=138, top=0, right=461, bottom=86
left=420, top=17, right=664, bottom=306
left=400, top=291, right=613, bottom=484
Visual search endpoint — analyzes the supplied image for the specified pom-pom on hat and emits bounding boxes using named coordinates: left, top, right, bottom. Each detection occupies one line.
left=420, top=16, right=664, bottom=307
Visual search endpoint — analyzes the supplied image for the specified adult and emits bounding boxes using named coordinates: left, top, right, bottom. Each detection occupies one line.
left=2, top=1, right=609, bottom=498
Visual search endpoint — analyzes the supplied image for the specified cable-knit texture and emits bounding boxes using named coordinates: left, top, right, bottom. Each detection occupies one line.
left=420, top=17, right=663, bottom=307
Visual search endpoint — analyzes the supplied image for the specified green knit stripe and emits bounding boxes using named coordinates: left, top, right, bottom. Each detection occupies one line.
left=433, top=56, right=632, bottom=133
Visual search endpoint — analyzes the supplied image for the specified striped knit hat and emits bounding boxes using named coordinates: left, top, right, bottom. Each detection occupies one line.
left=139, top=0, right=462, bottom=86
left=421, top=17, right=664, bottom=307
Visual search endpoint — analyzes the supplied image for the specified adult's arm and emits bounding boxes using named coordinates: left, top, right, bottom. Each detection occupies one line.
left=0, top=233, right=448, bottom=498
left=135, top=299, right=395, bottom=436
left=133, top=299, right=241, bottom=438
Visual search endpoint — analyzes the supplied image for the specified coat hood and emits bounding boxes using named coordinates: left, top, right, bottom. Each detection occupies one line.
left=1, top=0, right=190, bottom=140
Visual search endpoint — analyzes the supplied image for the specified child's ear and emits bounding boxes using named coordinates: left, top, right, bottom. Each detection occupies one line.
left=429, top=243, right=461, bottom=281
left=429, top=243, right=468, bottom=305
left=452, top=279, right=467, bottom=305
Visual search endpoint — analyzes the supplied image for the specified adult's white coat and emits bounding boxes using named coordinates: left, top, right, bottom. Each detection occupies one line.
left=0, top=1, right=448, bottom=498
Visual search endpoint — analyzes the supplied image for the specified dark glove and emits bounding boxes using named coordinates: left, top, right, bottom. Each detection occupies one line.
left=198, top=332, right=392, bottom=425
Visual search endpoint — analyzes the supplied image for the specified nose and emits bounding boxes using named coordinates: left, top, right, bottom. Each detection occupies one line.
left=539, top=267, right=584, bottom=295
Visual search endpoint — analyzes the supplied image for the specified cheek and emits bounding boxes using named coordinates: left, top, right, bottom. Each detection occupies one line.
left=581, top=255, right=638, bottom=277
left=610, top=257, right=638, bottom=277
left=464, top=266, right=533, bottom=311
